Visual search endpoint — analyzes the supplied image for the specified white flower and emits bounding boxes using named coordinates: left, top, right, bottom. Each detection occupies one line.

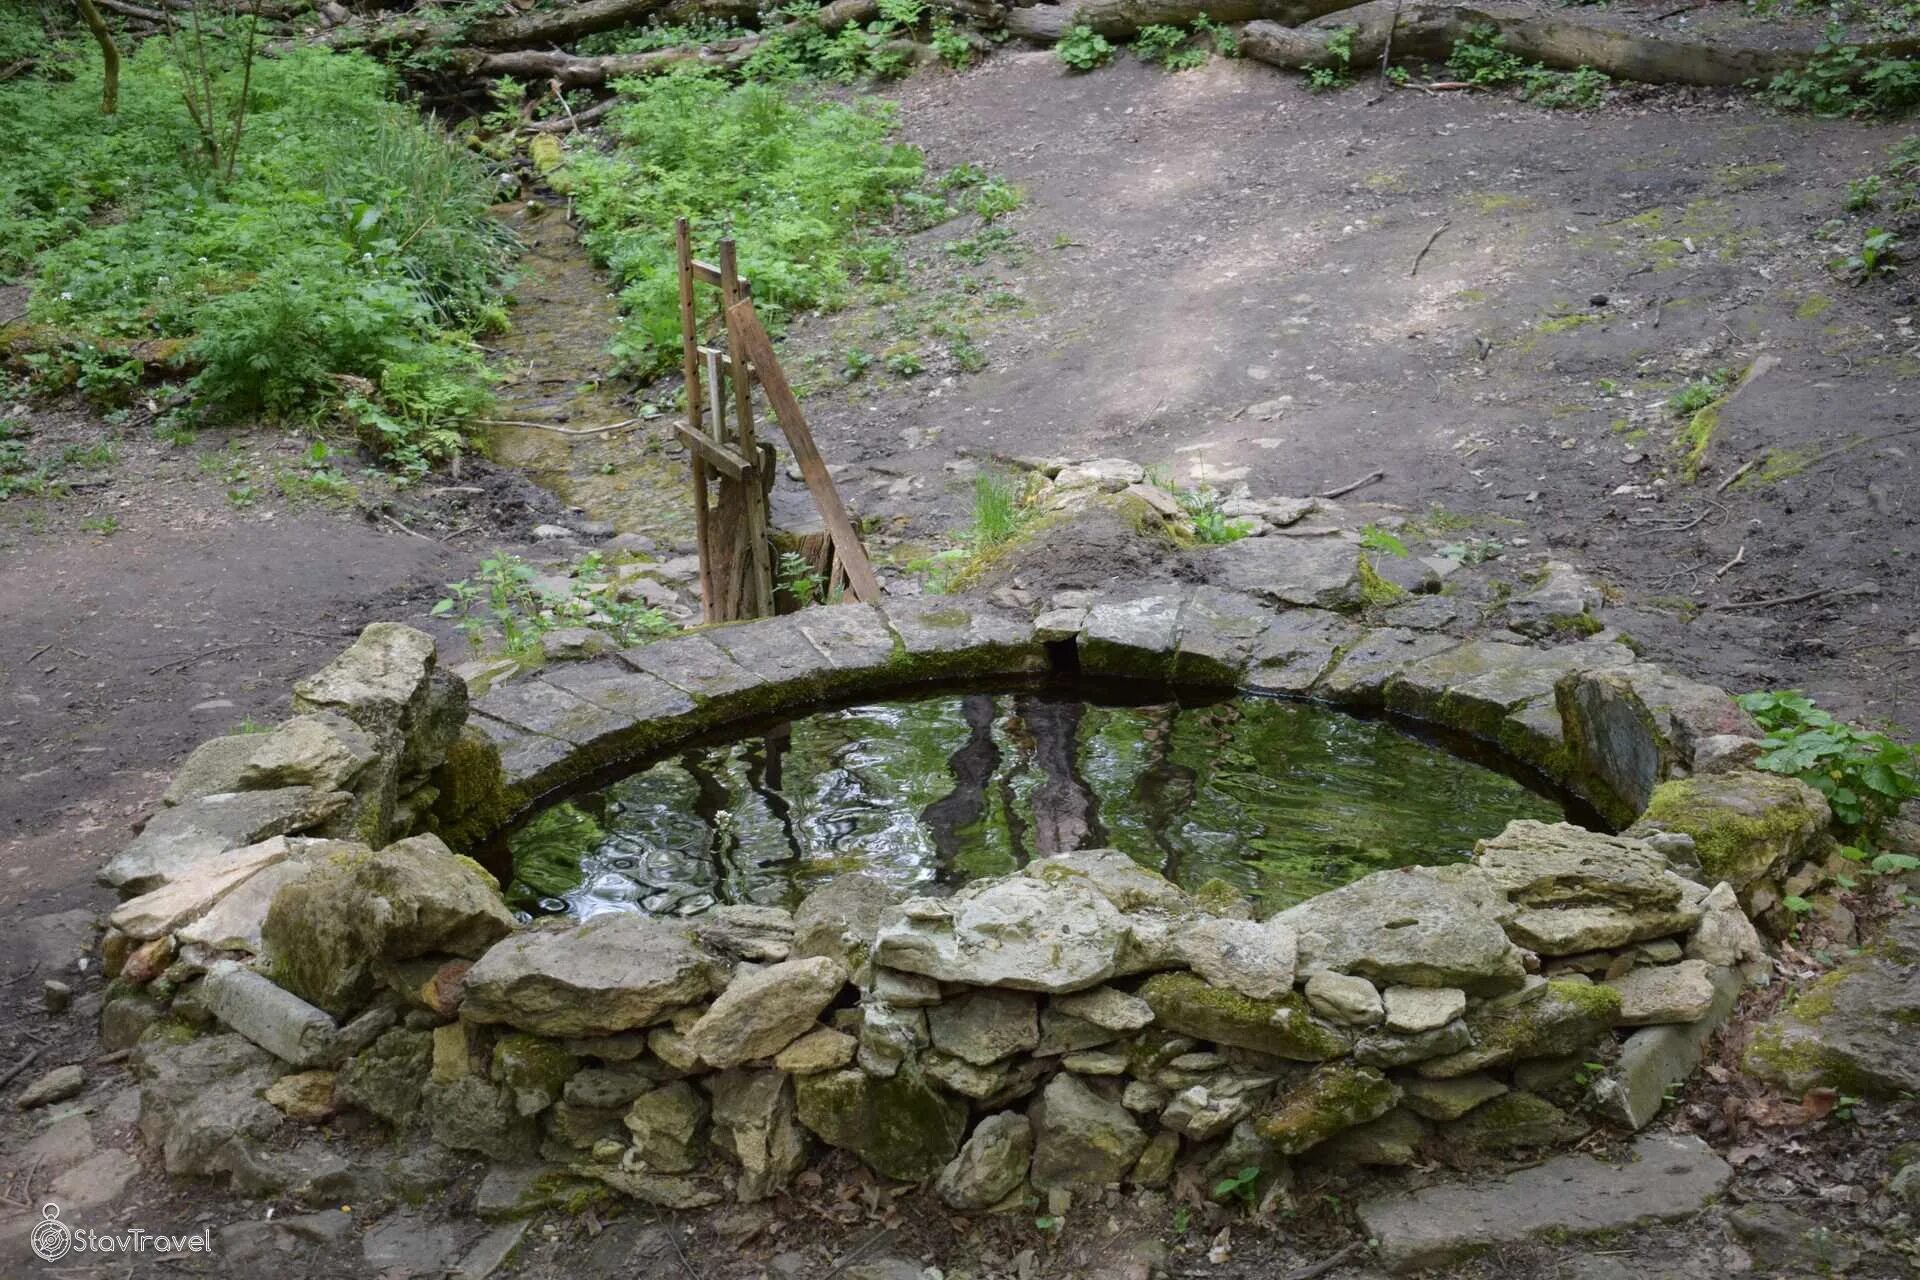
left=59, top=291, right=72, bottom=301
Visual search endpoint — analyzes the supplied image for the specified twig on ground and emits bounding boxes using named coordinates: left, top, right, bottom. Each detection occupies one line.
left=1321, top=469, right=1385, bottom=499
left=0, top=1047, right=44, bottom=1090
left=27, top=641, right=55, bottom=664
left=1376, top=0, right=1400, bottom=92
left=665, top=1217, right=702, bottom=1280
left=147, top=640, right=270, bottom=675
left=1630, top=500, right=1723, bottom=533
left=525, top=95, right=617, bottom=134
left=1651, top=295, right=1664, bottom=329
left=820, top=1229, right=892, bottom=1280
left=1716, top=456, right=1759, bottom=492
left=1284, top=1241, right=1366, bottom=1280
left=1712, top=583, right=1865, bottom=612
left=374, top=510, right=437, bottom=542
left=1409, top=222, right=1449, bottom=277
left=1715, top=545, right=1745, bottom=577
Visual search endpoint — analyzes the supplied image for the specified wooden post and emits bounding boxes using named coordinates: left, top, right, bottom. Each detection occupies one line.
left=675, top=218, right=717, bottom=623
left=726, top=298, right=881, bottom=604
left=719, top=239, right=773, bottom=618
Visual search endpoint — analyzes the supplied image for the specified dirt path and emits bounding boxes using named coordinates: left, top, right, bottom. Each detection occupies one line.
left=772, top=53, right=1920, bottom=734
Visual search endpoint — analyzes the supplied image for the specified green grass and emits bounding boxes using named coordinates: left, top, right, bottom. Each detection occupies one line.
left=1, top=38, right=512, bottom=470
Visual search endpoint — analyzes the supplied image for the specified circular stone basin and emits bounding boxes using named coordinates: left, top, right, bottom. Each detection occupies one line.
left=499, top=685, right=1576, bottom=920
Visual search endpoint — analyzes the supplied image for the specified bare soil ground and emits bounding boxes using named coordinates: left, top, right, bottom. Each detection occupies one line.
left=2, top=40, right=1918, bottom=1280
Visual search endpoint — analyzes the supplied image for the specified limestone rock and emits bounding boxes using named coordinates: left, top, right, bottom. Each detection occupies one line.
left=1175, top=917, right=1297, bottom=1001
left=856, top=1001, right=927, bottom=1077
left=492, top=1034, right=579, bottom=1116
left=103, top=787, right=353, bottom=896
left=136, top=1034, right=282, bottom=1178
left=263, top=834, right=515, bottom=1018
left=200, top=960, right=340, bottom=1068
left=336, top=1028, right=431, bottom=1127
left=1358, top=1132, right=1731, bottom=1272
left=790, top=873, right=903, bottom=976
left=1309, top=1105, right=1430, bottom=1168
left=1556, top=664, right=1760, bottom=827
left=161, top=734, right=263, bottom=807
left=1304, top=971, right=1383, bottom=1026
left=1639, top=770, right=1830, bottom=888
left=625, top=1081, right=708, bottom=1172
left=1593, top=963, right=1742, bottom=1130
left=1686, top=881, right=1766, bottom=968
left=708, top=1068, right=808, bottom=1201
left=774, top=1028, right=856, bottom=1075
left=1504, top=900, right=1703, bottom=956
left=1504, top=561, right=1601, bottom=638
left=1604, top=959, right=1719, bottom=1026
left=239, top=713, right=379, bottom=793
left=695, top=905, right=795, bottom=963
left=1051, top=986, right=1155, bottom=1032
left=1383, top=987, right=1466, bottom=1034
left=794, top=1067, right=968, bottom=1182
left=870, top=967, right=941, bottom=1008
left=1473, top=821, right=1682, bottom=910
left=1441, top=1089, right=1587, bottom=1153
left=462, top=913, right=718, bottom=1038
left=1353, top=1020, right=1474, bottom=1069
left=1418, top=979, right=1622, bottom=1078
left=1272, top=867, right=1526, bottom=996
left=108, top=837, right=296, bottom=941
left=1024, top=849, right=1191, bottom=915
left=292, top=621, right=437, bottom=743
left=927, top=989, right=1039, bottom=1066
left=875, top=873, right=1127, bottom=994
left=1745, top=909, right=1920, bottom=1098
left=16, top=1064, right=85, bottom=1110
left=935, top=1111, right=1032, bottom=1210
left=685, top=957, right=847, bottom=1069
left=265, top=1071, right=338, bottom=1123
left=1141, top=971, right=1349, bottom=1060
left=178, top=854, right=322, bottom=954
left=1207, top=535, right=1363, bottom=611
left=1256, top=1063, right=1398, bottom=1153
left=1079, top=595, right=1184, bottom=680
left=1161, top=1083, right=1255, bottom=1141
left=1054, top=458, right=1145, bottom=491
left=425, top=1074, right=537, bottom=1161
left=1029, top=1073, right=1148, bottom=1189
left=1399, top=1074, right=1508, bottom=1121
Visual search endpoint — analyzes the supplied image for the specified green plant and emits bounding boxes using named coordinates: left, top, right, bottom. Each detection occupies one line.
left=973, top=177, right=1023, bottom=221
left=1837, top=227, right=1900, bottom=281
left=1737, top=689, right=1920, bottom=835
left=1308, top=26, right=1357, bottom=90
left=1213, top=1164, right=1262, bottom=1210
left=434, top=551, right=675, bottom=658
left=563, top=69, right=923, bottom=376
left=1763, top=24, right=1920, bottom=116
left=1359, top=523, right=1410, bottom=557
left=1668, top=369, right=1735, bottom=415
left=1523, top=64, right=1611, bottom=109
left=931, top=21, right=973, bottom=67
left=1056, top=24, right=1114, bottom=71
left=82, top=513, right=119, bottom=535
left=1179, top=486, right=1253, bottom=543
left=777, top=549, right=826, bottom=604
left=841, top=346, right=875, bottom=380
left=971, top=471, right=1026, bottom=547
left=1449, top=24, right=1526, bottom=86
left=1134, top=23, right=1209, bottom=70
left=885, top=348, right=923, bottom=376
left=1192, top=14, right=1239, bottom=57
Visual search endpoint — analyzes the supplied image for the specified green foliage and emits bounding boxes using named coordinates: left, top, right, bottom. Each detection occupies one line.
left=1056, top=24, right=1114, bottom=71
left=435, top=551, right=675, bottom=658
left=1212, top=1165, right=1262, bottom=1209
left=1737, top=689, right=1920, bottom=835
left=1668, top=369, right=1736, bottom=415
left=930, top=21, right=973, bottom=67
left=0, top=3, right=60, bottom=64
left=1359, top=523, right=1409, bottom=557
left=1192, top=15, right=1239, bottom=58
left=1836, top=227, right=1900, bottom=280
left=973, top=177, right=1024, bottom=221
left=1448, top=26, right=1609, bottom=106
left=564, top=69, right=922, bottom=377
left=1763, top=23, right=1920, bottom=116
left=1308, top=26, right=1357, bottom=90
left=777, top=549, right=827, bottom=604
left=1, top=40, right=511, bottom=459
left=1178, top=486, right=1253, bottom=544
left=1134, top=24, right=1208, bottom=71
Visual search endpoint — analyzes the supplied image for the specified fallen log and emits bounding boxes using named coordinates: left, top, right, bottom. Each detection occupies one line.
left=464, top=0, right=677, bottom=49
left=1005, top=0, right=1362, bottom=41
left=1236, top=0, right=1920, bottom=87
left=463, top=0, right=878, bottom=87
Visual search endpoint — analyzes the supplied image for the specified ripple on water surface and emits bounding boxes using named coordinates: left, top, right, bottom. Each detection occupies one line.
left=503, top=688, right=1569, bottom=920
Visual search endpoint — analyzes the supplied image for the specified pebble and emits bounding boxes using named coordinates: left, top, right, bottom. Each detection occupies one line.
left=16, top=1064, right=85, bottom=1110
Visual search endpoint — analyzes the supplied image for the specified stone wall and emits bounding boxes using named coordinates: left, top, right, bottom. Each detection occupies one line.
left=94, top=486, right=1839, bottom=1215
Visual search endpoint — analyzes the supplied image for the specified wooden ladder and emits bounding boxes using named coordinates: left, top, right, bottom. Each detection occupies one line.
left=673, top=217, right=880, bottom=623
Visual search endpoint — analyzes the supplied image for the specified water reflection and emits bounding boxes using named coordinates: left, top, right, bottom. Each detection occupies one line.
left=506, top=689, right=1566, bottom=920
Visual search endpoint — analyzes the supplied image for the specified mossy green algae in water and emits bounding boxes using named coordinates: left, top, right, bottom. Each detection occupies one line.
left=506, top=689, right=1565, bottom=919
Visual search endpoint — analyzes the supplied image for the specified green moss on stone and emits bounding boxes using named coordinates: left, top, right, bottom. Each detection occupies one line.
left=1256, top=1063, right=1400, bottom=1153
left=1357, top=556, right=1407, bottom=608
left=1421, top=980, right=1621, bottom=1077
left=492, top=1034, right=579, bottom=1115
left=1442, top=1089, right=1587, bottom=1153
left=1141, top=971, right=1350, bottom=1061
left=427, top=730, right=515, bottom=853
left=1641, top=774, right=1825, bottom=886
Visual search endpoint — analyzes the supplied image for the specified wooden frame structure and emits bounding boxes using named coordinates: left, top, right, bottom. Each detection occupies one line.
left=674, top=217, right=880, bottom=623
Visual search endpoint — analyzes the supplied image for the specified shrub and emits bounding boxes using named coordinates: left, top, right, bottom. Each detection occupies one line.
left=1737, top=689, right=1920, bottom=836
left=1056, top=24, right=1113, bottom=71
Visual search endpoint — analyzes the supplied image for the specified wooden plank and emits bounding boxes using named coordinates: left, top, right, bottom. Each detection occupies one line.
left=695, top=344, right=750, bottom=382
left=725, top=298, right=882, bottom=604
left=673, top=424, right=749, bottom=480
left=690, top=260, right=751, bottom=294
left=721, top=239, right=773, bottom=619
left=675, top=217, right=717, bottom=622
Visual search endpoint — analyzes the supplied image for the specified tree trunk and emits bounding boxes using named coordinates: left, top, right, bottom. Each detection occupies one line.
left=1005, top=0, right=1361, bottom=41
left=463, top=0, right=879, bottom=88
left=74, top=0, right=121, bottom=114
left=1237, top=0, right=1920, bottom=87
left=464, top=0, right=677, bottom=49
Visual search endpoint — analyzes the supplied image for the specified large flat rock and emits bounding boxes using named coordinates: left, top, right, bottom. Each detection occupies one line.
left=1356, top=1132, right=1731, bottom=1272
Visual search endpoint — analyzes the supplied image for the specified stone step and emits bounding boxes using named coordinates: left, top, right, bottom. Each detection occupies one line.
left=1356, top=1132, right=1732, bottom=1273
